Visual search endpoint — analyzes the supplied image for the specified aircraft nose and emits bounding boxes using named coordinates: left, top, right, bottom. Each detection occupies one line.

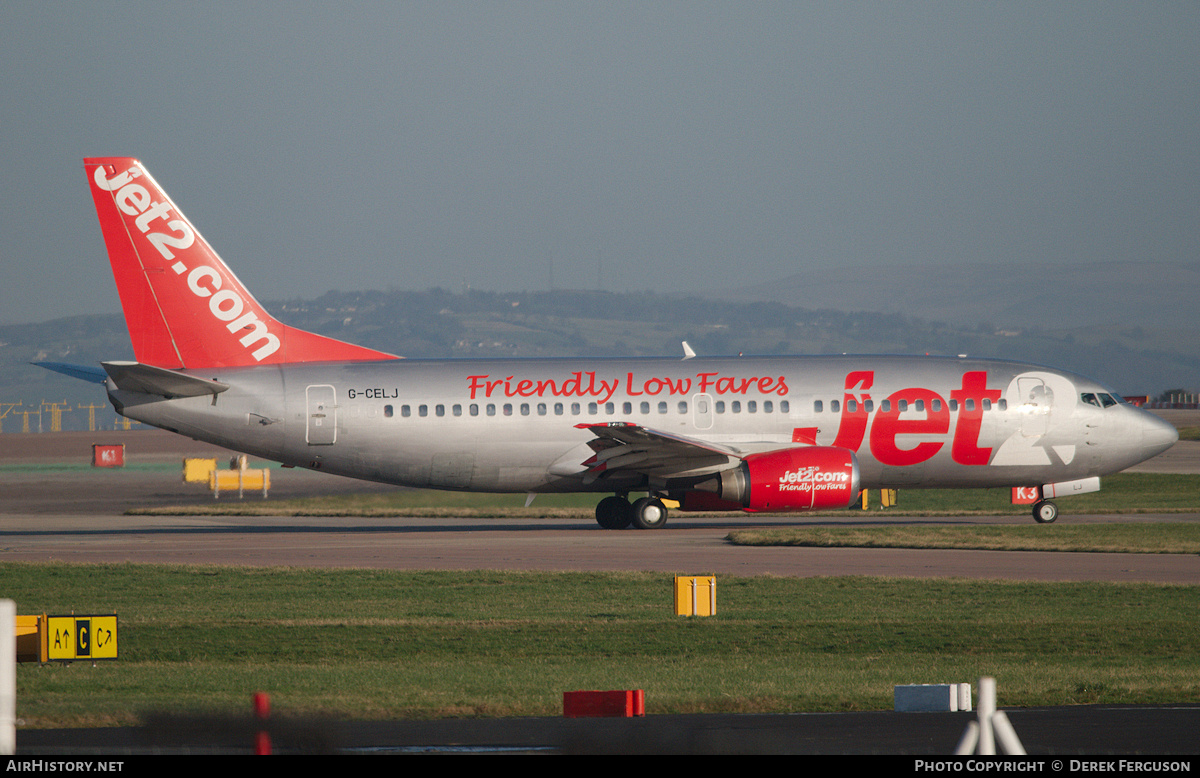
left=1139, top=412, right=1179, bottom=459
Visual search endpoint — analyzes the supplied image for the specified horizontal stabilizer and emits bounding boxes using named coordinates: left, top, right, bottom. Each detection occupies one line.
left=32, top=362, right=109, bottom=384
left=102, top=361, right=229, bottom=399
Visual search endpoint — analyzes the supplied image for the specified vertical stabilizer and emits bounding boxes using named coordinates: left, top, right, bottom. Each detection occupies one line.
left=85, top=158, right=397, bottom=369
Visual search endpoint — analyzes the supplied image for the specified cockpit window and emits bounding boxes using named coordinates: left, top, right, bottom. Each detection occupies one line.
left=1081, top=392, right=1123, bottom=408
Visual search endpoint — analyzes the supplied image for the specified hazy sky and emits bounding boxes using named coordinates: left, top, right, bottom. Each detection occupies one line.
left=2, top=2, right=1197, bottom=324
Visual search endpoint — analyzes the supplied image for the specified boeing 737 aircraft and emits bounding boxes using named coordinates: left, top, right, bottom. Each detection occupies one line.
left=42, top=157, right=1179, bottom=528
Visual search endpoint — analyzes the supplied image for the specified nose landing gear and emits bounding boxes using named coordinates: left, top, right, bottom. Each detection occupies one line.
left=1033, top=500, right=1059, bottom=523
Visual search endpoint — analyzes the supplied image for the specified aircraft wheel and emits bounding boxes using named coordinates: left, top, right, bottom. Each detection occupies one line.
left=595, top=496, right=633, bottom=529
left=631, top=496, right=669, bottom=530
left=1033, top=500, right=1059, bottom=524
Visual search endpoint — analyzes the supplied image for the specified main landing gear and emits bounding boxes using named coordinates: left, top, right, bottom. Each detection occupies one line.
left=1032, top=500, right=1059, bottom=524
left=595, top=494, right=669, bottom=530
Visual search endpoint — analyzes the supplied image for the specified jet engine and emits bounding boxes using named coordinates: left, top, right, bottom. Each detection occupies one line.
left=684, top=446, right=860, bottom=512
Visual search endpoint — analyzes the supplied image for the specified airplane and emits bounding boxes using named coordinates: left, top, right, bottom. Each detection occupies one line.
left=40, top=157, right=1179, bottom=528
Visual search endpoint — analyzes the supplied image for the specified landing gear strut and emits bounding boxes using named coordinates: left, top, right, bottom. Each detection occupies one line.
left=594, top=494, right=669, bottom=529
left=1032, top=500, right=1059, bottom=524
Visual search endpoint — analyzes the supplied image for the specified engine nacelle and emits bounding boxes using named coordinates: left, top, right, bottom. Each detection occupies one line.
left=688, top=446, right=860, bottom=512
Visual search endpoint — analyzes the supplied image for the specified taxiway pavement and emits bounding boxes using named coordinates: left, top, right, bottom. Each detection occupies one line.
left=3, top=427, right=1197, bottom=755
left=1, top=429, right=1197, bottom=582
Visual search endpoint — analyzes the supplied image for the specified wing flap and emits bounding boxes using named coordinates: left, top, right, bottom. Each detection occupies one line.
left=576, top=422, right=740, bottom=457
left=573, top=422, right=739, bottom=483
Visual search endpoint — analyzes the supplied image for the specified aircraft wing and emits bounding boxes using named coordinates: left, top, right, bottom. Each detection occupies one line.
left=571, top=422, right=745, bottom=484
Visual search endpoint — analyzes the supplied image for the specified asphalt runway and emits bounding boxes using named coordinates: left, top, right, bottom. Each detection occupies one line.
left=3, top=424, right=1198, bottom=754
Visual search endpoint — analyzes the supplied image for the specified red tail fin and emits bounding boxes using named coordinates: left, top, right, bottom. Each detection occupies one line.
left=85, top=158, right=397, bottom=369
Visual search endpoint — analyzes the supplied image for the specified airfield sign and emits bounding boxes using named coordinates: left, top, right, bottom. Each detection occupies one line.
left=46, top=614, right=118, bottom=661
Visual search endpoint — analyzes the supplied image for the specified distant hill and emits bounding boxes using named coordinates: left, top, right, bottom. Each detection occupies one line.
left=2, top=285, right=1195, bottom=432
left=710, top=261, right=1199, bottom=330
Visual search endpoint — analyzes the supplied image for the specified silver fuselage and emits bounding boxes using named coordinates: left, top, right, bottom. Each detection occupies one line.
left=108, top=354, right=1177, bottom=494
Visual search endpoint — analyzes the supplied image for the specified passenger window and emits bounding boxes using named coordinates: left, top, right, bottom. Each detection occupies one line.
left=452, top=404, right=462, bottom=417
left=881, top=400, right=891, bottom=413
left=384, top=405, right=393, bottom=418
left=747, top=401, right=757, bottom=413
left=470, top=404, right=479, bottom=417
left=605, top=402, right=615, bottom=415
left=732, top=401, right=741, bottom=413
left=623, top=402, right=632, bottom=415
left=764, top=401, right=773, bottom=413
left=658, top=402, right=668, bottom=414
left=846, top=400, right=856, bottom=413
left=486, top=404, right=496, bottom=416
left=830, top=400, right=839, bottom=413
left=678, top=401, right=688, bottom=414
left=588, top=403, right=598, bottom=415
left=571, top=403, right=581, bottom=415
left=780, top=400, right=789, bottom=413
left=520, top=403, right=529, bottom=416
left=503, top=404, right=513, bottom=416
left=640, top=402, right=650, bottom=414
left=554, top=402, right=563, bottom=415
left=716, top=401, right=725, bottom=413
left=932, top=399, right=942, bottom=412
left=899, top=400, right=908, bottom=412
left=419, top=405, right=428, bottom=417
left=537, top=403, right=547, bottom=416
left=814, top=400, right=823, bottom=413
left=436, top=404, right=445, bottom=417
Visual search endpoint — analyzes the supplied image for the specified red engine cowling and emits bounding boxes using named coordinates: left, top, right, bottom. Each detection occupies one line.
left=685, top=446, right=860, bottom=513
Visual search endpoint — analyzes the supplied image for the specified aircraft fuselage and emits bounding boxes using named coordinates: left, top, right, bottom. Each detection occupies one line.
left=109, top=354, right=1175, bottom=494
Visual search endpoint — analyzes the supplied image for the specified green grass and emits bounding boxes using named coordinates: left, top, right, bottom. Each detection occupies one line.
left=0, top=462, right=180, bottom=474
left=729, top=523, right=1200, bottom=553
left=5, top=564, right=1199, bottom=727
left=126, top=472, right=1200, bottom=518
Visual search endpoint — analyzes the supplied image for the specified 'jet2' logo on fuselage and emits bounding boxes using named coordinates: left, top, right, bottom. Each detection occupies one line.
left=832, top=370, right=1002, bottom=467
